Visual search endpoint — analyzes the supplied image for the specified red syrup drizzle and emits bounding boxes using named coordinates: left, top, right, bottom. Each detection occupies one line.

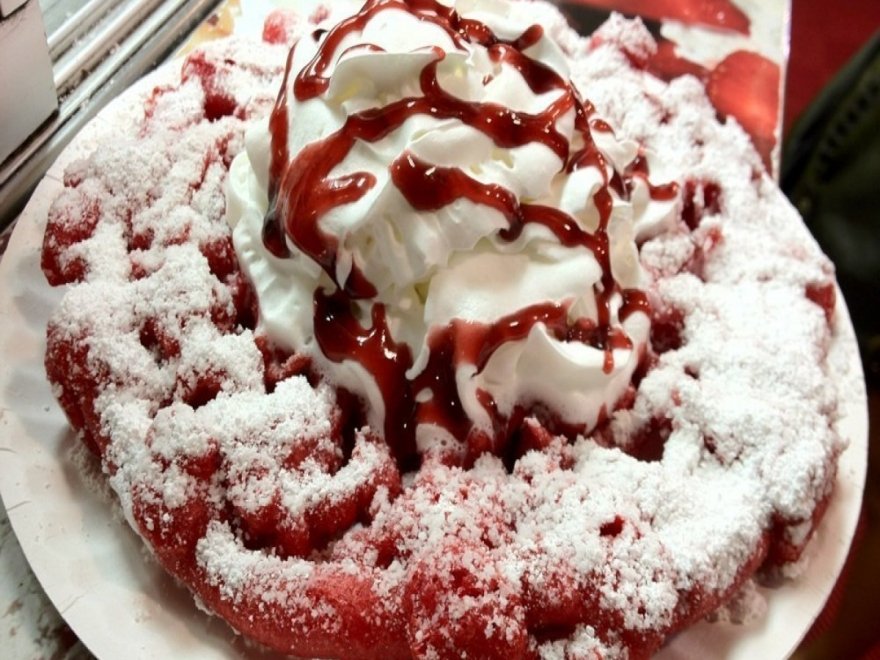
left=314, top=289, right=418, bottom=457
left=263, top=45, right=297, bottom=259
left=263, top=0, right=672, bottom=463
left=624, top=154, right=679, bottom=202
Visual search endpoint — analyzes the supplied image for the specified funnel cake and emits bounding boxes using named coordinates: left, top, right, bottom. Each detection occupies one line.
left=42, top=2, right=845, bottom=658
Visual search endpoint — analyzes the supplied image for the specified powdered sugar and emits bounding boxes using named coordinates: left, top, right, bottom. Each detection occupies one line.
left=536, top=624, right=627, bottom=659
left=40, top=4, right=847, bottom=658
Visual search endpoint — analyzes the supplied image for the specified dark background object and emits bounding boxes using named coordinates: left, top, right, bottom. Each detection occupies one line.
left=783, top=33, right=880, bottom=386
left=783, top=3, right=880, bottom=658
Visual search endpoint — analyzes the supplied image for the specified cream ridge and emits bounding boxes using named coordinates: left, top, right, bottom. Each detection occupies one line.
left=226, top=0, right=679, bottom=452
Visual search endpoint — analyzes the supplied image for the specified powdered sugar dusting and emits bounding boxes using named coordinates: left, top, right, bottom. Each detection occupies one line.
left=40, top=4, right=847, bottom=658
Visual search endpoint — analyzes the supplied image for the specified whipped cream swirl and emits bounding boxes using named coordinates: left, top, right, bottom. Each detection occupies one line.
left=227, top=0, right=678, bottom=462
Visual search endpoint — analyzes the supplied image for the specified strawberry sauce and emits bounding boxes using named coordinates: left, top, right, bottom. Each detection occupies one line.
left=263, top=0, right=671, bottom=461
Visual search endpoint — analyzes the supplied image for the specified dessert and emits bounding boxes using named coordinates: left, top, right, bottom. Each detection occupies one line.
left=228, top=0, right=679, bottom=467
left=40, top=1, right=846, bottom=658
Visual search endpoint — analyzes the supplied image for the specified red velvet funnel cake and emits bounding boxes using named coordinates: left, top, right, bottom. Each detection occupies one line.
left=42, top=1, right=845, bottom=658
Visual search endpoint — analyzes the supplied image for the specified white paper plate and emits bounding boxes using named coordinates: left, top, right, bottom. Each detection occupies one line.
left=0, top=20, right=868, bottom=660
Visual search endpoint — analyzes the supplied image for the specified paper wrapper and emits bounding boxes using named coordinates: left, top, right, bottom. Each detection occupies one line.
left=553, top=0, right=791, bottom=177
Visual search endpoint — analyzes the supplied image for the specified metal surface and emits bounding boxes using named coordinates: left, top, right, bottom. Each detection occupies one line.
left=48, top=0, right=117, bottom=60
left=53, top=0, right=171, bottom=94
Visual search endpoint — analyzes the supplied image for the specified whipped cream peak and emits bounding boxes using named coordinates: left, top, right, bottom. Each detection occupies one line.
left=228, top=0, right=679, bottom=463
